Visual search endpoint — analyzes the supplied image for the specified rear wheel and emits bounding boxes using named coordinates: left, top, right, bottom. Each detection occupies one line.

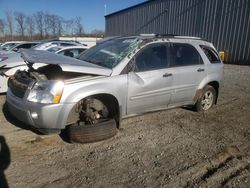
left=67, top=98, right=118, bottom=143
left=195, top=85, right=216, bottom=112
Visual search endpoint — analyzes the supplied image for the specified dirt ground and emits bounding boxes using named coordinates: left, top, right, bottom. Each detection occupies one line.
left=0, top=64, right=250, bottom=188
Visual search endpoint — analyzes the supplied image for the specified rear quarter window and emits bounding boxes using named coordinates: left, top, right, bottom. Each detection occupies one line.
left=201, top=46, right=221, bottom=64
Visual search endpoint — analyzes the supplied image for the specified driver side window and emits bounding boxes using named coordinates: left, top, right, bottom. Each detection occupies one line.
left=134, top=43, right=169, bottom=72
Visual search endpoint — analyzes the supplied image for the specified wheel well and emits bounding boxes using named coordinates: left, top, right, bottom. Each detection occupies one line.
left=207, top=81, right=219, bottom=104
left=66, top=94, right=120, bottom=128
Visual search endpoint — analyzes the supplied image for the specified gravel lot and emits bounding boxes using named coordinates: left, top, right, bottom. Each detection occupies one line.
left=0, top=64, right=250, bottom=188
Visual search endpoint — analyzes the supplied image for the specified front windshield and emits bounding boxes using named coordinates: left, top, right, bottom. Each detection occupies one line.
left=0, top=43, right=18, bottom=51
left=78, top=38, right=141, bottom=68
left=32, top=42, right=54, bottom=50
left=31, top=43, right=41, bottom=49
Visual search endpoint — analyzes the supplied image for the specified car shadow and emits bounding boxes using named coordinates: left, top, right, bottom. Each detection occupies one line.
left=2, top=103, right=43, bottom=135
left=181, top=105, right=197, bottom=112
left=59, top=127, right=72, bottom=144
left=0, top=135, right=10, bottom=188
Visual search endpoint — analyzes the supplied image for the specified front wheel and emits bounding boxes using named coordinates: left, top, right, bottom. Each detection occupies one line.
left=67, top=119, right=117, bottom=143
left=67, top=98, right=118, bottom=143
left=195, top=85, right=216, bottom=112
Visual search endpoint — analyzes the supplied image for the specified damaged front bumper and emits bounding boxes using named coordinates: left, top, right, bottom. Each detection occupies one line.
left=6, top=89, right=74, bottom=133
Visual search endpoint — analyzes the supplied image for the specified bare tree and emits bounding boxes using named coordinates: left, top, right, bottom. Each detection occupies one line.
left=15, top=12, right=26, bottom=37
left=1, top=10, right=89, bottom=39
left=64, top=19, right=74, bottom=36
left=49, top=14, right=57, bottom=37
left=34, top=11, right=44, bottom=38
left=56, top=16, right=63, bottom=36
left=74, top=17, right=84, bottom=36
left=43, top=12, right=51, bottom=37
left=5, top=11, right=14, bottom=39
left=26, top=16, right=35, bottom=40
left=0, top=19, right=5, bottom=37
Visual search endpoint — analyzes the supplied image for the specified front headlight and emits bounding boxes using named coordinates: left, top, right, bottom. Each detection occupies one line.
left=27, top=80, right=64, bottom=104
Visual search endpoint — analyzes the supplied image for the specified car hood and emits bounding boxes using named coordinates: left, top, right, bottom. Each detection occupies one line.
left=20, top=49, right=112, bottom=76
left=0, top=53, right=25, bottom=68
left=0, top=50, right=13, bottom=57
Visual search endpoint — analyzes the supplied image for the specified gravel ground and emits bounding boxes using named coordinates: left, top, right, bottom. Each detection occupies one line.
left=0, top=64, right=250, bottom=188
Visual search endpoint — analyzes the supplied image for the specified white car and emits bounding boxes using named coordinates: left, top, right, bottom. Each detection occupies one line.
left=0, top=46, right=88, bottom=93
left=47, top=46, right=88, bottom=58
left=0, top=41, right=24, bottom=50
left=0, top=42, right=40, bottom=58
left=33, top=41, right=86, bottom=51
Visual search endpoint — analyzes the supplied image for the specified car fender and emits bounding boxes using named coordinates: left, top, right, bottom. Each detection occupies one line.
left=58, top=75, right=128, bottom=127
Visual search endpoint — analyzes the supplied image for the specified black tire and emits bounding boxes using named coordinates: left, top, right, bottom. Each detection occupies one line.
left=195, top=85, right=216, bottom=112
left=67, top=119, right=117, bottom=143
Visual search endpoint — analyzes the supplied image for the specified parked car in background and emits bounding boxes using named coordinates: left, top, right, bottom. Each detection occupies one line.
left=0, top=41, right=41, bottom=58
left=33, top=40, right=86, bottom=51
left=6, top=34, right=223, bottom=143
left=0, top=41, right=24, bottom=51
left=47, top=46, right=88, bottom=58
left=9, top=42, right=41, bottom=52
left=0, top=45, right=89, bottom=93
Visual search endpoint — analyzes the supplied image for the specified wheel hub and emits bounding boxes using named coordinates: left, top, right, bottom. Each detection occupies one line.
left=201, top=91, right=214, bottom=110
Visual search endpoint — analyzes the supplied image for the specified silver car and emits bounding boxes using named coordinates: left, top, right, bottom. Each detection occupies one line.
left=6, top=35, right=223, bottom=143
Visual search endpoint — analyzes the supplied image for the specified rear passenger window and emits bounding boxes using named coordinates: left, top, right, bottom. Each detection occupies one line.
left=60, top=50, right=74, bottom=57
left=201, top=46, right=221, bottom=63
left=134, top=44, right=168, bottom=72
left=170, top=43, right=203, bottom=67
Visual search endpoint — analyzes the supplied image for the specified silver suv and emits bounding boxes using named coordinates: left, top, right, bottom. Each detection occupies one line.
left=6, top=35, right=223, bottom=143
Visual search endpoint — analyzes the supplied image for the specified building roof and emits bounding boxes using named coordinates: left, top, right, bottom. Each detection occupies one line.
left=105, top=0, right=155, bottom=18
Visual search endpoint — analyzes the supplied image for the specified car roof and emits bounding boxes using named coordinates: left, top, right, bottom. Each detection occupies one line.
left=46, top=45, right=88, bottom=53
left=107, top=34, right=212, bottom=47
left=110, top=34, right=208, bottom=42
left=55, top=46, right=88, bottom=50
left=15, top=41, right=41, bottom=45
left=2, top=41, right=26, bottom=44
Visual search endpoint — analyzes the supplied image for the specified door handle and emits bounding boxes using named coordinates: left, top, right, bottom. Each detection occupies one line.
left=197, top=68, right=205, bottom=72
left=163, top=73, right=173, bottom=77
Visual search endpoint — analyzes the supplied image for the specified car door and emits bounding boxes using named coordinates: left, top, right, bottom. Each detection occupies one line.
left=127, top=43, right=173, bottom=114
left=168, top=43, right=206, bottom=106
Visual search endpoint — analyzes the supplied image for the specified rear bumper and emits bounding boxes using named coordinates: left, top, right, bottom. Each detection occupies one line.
left=6, top=90, right=74, bottom=131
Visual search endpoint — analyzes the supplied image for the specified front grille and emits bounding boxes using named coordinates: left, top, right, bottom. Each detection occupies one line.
left=8, top=72, right=31, bottom=98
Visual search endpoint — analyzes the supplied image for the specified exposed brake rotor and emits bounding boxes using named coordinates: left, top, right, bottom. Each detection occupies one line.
left=78, top=98, right=109, bottom=125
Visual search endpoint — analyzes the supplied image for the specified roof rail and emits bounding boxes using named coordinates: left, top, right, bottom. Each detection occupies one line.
left=174, top=36, right=201, bottom=40
left=139, top=33, right=203, bottom=40
left=140, top=33, right=156, bottom=37
left=155, top=34, right=178, bottom=37
left=140, top=33, right=178, bottom=37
